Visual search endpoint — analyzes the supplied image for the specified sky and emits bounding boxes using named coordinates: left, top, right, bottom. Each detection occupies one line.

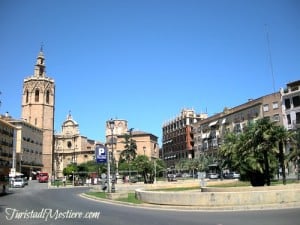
left=0, top=0, right=299, bottom=144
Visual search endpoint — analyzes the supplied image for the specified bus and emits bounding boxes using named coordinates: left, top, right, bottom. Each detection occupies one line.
left=37, top=172, right=49, bottom=183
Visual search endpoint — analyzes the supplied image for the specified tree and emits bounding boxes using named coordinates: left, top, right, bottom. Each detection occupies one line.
left=286, top=129, right=300, bottom=179
left=119, top=133, right=137, bottom=163
left=133, top=155, right=153, bottom=183
left=63, top=163, right=78, bottom=179
left=219, top=118, right=282, bottom=186
left=274, top=126, right=295, bottom=184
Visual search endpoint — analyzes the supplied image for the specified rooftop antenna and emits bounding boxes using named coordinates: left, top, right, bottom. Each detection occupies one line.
left=265, top=24, right=276, bottom=93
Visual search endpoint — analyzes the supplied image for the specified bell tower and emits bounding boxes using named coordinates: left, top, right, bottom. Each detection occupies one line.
left=21, top=48, right=55, bottom=175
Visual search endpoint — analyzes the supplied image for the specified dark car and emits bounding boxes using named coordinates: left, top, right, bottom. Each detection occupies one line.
left=224, top=172, right=240, bottom=179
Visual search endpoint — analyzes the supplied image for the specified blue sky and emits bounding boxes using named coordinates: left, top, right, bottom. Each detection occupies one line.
left=1, top=0, right=299, bottom=144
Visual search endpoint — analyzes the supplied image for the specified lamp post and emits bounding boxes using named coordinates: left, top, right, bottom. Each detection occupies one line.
left=128, top=128, right=134, bottom=181
left=143, top=146, right=146, bottom=156
left=108, top=119, right=115, bottom=193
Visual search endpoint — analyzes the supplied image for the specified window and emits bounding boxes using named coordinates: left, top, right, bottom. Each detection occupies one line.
left=25, top=90, right=29, bottom=103
left=273, top=114, right=280, bottom=122
left=285, top=99, right=291, bottom=109
left=272, top=102, right=279, bottom=109
left=233, top=123, right=242, bottom=133
left=296, top=112, right=300, bottom=124
left=293, top=96, right=300, bottom=107
left=46, top=90, right=50, bottom=104
left=287, top=114, right=291, bottom=125
left=263, top=104, right=269, bottom=112
left=35, top=89, right=39, bottom=102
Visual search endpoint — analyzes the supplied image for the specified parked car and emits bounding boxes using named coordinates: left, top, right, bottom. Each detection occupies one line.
left=224, top=172, right=240, bottom=179
left=207, top=173, right=220, bottom=179
left=12, top=178, right=25, bottom=188
left=167, top=174, right=177, bottom=182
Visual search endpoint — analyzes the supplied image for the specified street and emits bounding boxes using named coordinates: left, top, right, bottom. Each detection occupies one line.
left=0, top=180, right=299, bottom=225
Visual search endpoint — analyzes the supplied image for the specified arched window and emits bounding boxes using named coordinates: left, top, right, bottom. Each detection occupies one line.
left=46, top=90, right=50, bottom=104
left=25, top=90, right=29, bottom=103
left=35, top=89, right=39, bottom=102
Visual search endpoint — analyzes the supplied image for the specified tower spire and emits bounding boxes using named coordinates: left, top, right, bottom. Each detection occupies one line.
left=34, top=47, right=46, bottom=78
left=40, top=42, right=44, bottom=52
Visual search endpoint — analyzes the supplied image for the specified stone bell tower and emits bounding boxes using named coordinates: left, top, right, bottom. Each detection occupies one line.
left=21, top=48, right=55, bottom=175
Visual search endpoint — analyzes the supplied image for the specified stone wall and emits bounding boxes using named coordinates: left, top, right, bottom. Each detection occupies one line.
left=135, top=184, right=300, bottom=208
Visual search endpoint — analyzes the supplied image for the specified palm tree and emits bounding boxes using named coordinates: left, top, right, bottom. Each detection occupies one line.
left=273, top=126, right=296, bottom=184
left=219, top=118, right=280, bottom=186
left=219, top=132, right=241, bottom=172
left=286, top=129, right=300, bottom=180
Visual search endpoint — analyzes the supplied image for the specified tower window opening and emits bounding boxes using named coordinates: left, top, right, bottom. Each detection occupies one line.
left=26, top=90, right=29, bottom=103
left=39, top=68, right=44, bottom=76
left=46, top=90, right=50, bottom=104
left=35, top=89, right=39, bottom=102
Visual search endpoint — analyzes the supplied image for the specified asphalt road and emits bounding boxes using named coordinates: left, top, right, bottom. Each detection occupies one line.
left=0, top=181, right=299, bottom=225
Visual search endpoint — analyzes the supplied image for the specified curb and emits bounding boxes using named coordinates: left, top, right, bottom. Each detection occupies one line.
left=79, top=193, right=300, bottom=212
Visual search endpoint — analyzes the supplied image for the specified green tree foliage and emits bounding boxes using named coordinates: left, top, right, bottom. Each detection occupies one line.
left=219, top=118, right=294, bottom=186
left=119, top=133, right=137, bottom=163
left=133, top=155, right=153, bottom=183
left=63, top=163, right=78, bottom=176
left=129, top=156, right=166, bottom=183
left=175, top=155, right=214, bottom=175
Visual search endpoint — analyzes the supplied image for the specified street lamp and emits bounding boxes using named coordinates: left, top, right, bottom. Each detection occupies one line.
left=108, top=119, right=115, bottom=193
left=128, top=128, right=134, bottom=181
left=143, top=146, right=146, bottom=156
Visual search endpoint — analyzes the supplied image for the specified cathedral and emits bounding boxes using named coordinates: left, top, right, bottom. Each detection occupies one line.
left=21, top=49, right=99, bottom=178
left=19, top=49, right=159, bottom=179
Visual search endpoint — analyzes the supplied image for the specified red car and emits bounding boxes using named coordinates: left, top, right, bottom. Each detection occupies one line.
left=37, top=172, right=49, bottom=183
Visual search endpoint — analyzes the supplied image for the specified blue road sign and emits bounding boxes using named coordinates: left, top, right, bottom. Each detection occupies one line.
left=95, top=145, right=107, bottom=163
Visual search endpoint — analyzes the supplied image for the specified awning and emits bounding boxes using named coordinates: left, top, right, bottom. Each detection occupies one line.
left=209, top=120, right=218, bottom=127
left=9, top=172, right=24, bottom=177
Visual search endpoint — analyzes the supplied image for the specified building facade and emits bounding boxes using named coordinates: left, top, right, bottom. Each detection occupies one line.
left=162, top=109, right=208, bottom=168
left=105, top=119, right=159, bottom=173
left=21, top=49, right=55, bottom=175
left=54, top=113, right=98, bottom=178
left=7, top=117, right=43, bottom=178
left=193, top=92, right=282, bottom=158
left=0, top=116, right=15, bottom=176
left=281, top=80, right=300, bottom=130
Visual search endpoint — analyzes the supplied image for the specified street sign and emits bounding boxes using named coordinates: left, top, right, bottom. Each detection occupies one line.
left=95, top=145, right=107, bottom=163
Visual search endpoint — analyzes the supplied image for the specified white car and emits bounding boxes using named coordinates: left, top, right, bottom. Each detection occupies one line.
left=208, top=173, right=220, bottom=179
left=12, top=178, right=25, bottom=188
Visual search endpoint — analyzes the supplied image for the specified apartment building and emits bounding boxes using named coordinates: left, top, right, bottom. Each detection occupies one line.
left=281, top=80, right=300, bottom=130
left=193, top=92, right=282, bottom=158
left=8, top=119, right=43, bottom=178
left=162, top=109, right=208, bottom=168
left=0, top=116, right=15, bottom=175
left=0, top=113, right=43, bottom=178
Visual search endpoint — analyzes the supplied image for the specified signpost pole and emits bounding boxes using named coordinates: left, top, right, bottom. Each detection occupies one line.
left=95, top=145, right=110, bottom=192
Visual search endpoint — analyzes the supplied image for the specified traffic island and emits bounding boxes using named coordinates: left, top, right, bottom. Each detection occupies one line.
left=135, top=184, right=300, bottom=209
